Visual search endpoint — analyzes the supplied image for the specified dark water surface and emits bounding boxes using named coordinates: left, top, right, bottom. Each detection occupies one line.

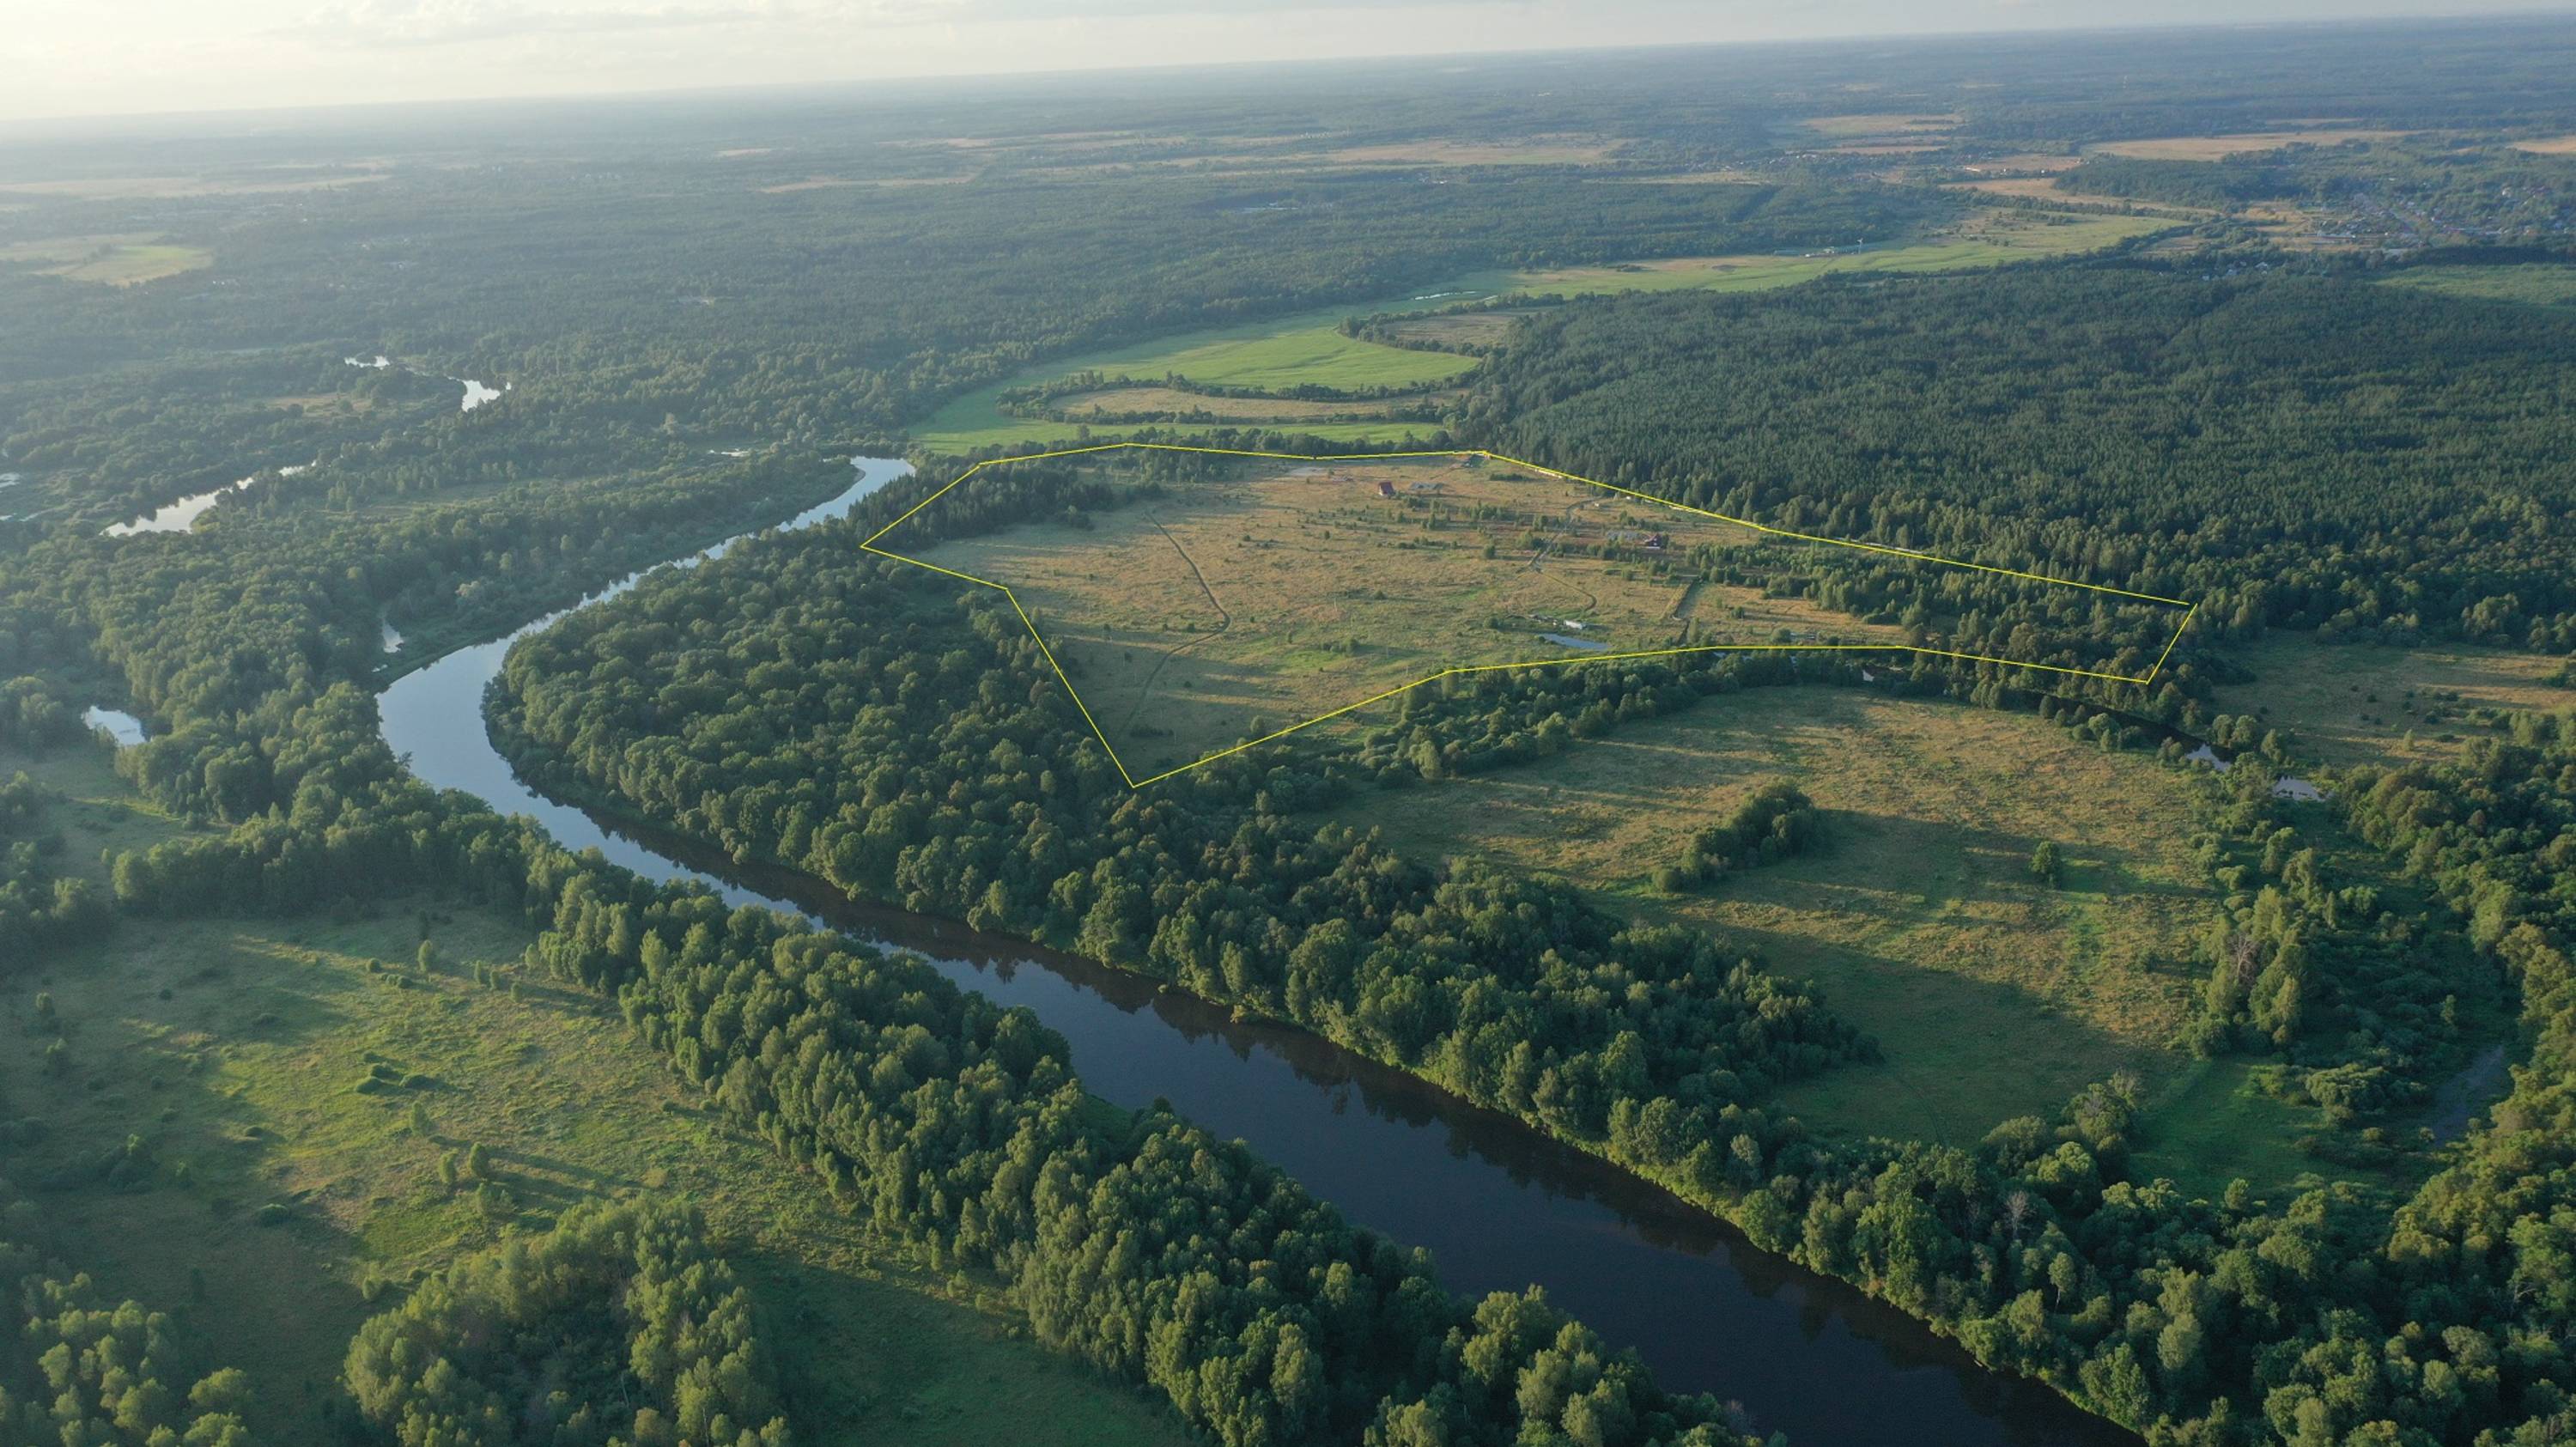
left=377, top=458, right=2136, bottom=1447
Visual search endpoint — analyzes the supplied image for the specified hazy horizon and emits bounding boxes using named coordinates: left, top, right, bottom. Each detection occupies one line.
left=6, top=0, right=2574, bottom=128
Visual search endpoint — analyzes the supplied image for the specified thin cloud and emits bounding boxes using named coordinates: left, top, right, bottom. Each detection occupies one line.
left=294, top=0, right=780, bottom=47
left=292, top=0, right=1487, bottom=49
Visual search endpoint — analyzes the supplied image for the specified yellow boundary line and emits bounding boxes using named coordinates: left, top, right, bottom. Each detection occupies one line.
left=861, top=442, right=2196, bottom=789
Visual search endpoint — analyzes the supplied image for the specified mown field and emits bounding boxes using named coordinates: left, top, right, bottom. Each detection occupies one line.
left=0, top=742, right=1191, bottom=1447
left=0, top=231, right=214, bottom=284
left=909, top=210, right=2178, bottom=451
left=912, top=296, right=1482, bottom=449
left=1467, top=211, right=2174, bottom=300
left=1311, top=687, right=2338, bottom=1193
left=2208, top=637, right=2573, bottom=769
left=895, top=455, right=1916, bottom=776
left=1054, top=384, right=1460, bottom=422
left=2085, top=129, right=2411, bottom=160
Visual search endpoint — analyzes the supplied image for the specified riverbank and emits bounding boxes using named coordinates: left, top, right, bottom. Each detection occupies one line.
left=377, top=456, right=2141, bottom=1447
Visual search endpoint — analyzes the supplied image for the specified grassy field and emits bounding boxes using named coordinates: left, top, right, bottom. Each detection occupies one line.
left=1373, top=310, right=1530, bottom=349
left=1951, top=176, right=2087, bottom=203
left=913, top=298, right=1481, bottom=449
left=895, top=455, right=1923, bottom=776
left=1311, top=688, right=2253, bottom=1156
left=1322, top=137, right=1620, bottom=166
left=0, top=232, right=214, bottom=285
left=2512, top=134, right=2576, bottom=155
left=2085, top=129, right=2409, bottom=161
left=1477, top=212, right=2174, bottom=300
left=1796, top=113, right=1959, bottom=140
left=2380, top=261, right=2576, bottom=307
left=2127, top=1059, right=2347, bottom=1201
left=0, top=172, right=382, bottom=199
left=0, top=743, right=1191, bottom=1447
left=912, top=211, right=2176, bottom=451
left=1054, top=384, right=1461, bottom=423
left=2208, top=636, right=2571, bottom=769
left=1967, top=153, right=2084, bottom=173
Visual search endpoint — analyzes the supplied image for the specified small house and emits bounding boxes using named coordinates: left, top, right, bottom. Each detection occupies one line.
left=1375, top=479, right=1396, bottom=498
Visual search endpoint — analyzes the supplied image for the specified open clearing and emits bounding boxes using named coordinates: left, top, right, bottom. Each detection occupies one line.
left=911, top=210, right=2176, bottom=451
left=2208, top=637, right=2570, bottom=769
left=1965, top=153, right=2084, bottom=173
left=2511, top=134, right=2576, bottom=155
left=884, top=450, right=2183, bottom=780
left=1054, top=384, right=1457, bottom=423
left=1798, top=113, right=1959, bottom=139
left=1059, top=319, right=1477, bottom=391
left=1951, top=176, right=2082, bottom=202
left=1, top=742, right=1190, bottom=1447
left=0, top=232, right=214, bottom=284
left=913, top=300, right=1480, bottom=447
left=1309, top=688, right=2282, bottom=1170
left=1485, top=212, right=2172, bottom=300
left=1372, top=309, right=1530, bottom=349
left=1324, top=137, right=1620, bottom=165
left=0, top=171, right=384, bottom=199
left=2380, top=261, right=2576, bottom=308
left=2086, top=129, right=2409, bottom=160
left=893, top=454, right=1917, bottom=776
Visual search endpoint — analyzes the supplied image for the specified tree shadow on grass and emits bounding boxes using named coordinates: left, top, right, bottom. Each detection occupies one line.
left=1718, top=916, right=2171, bottom=1146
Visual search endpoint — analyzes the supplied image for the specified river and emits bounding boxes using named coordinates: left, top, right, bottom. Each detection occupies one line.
left=375, top=457, right=2135, bottom=1447
left=105, top=463, right=310, bottom=538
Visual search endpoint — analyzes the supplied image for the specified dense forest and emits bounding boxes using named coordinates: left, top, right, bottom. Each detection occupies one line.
left=492, top=471, right=2576, bottom=1442
left=1470, top=265, right=2576, bottom=658
left=343, top=1200, right=793, bottom=1446
left=487, top=441, right=2576, bottom=1443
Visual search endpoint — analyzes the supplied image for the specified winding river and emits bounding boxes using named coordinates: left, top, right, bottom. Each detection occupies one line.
left=376, top=458, right=2135, bottom=1447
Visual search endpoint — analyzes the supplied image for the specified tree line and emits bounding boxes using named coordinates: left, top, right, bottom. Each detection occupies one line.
left=487, top=451, right=2576, bottom=1444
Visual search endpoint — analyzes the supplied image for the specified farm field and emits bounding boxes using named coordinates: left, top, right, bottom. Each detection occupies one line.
left=911, top=296, right=1481, bottom=448
left=2380, top=261, right=2576, bottom=307
left=1322, top=137, right=1622, bottom=165
left=0, top=170, right=384, bottom=199
left=1795, top=112, right=1960, bottom=140
left=911, top=211, right=2177, bottom=450
left=0, top=231, right=214, bottom=284
left=1371, top=309, right=1530, bottom=349
left=2085, top=128, right=2411, bottom=159
left=892, top=454, right=1921, bottom=777
left=1951, top=175, right=2082, bottom=202
left=1309, top=688, right=2295, bottom=1176
left=1053, top=383, right=1460, bottom=423
left=0, top=744, right=1193, bottom=1447
left=1476, top=211, right=2175, bottom=299
left=2208, top=637, right=2571, bottom=769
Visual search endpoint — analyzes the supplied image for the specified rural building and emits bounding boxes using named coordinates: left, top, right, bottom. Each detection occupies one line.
left=1375, top=479, right=1396, bottom=498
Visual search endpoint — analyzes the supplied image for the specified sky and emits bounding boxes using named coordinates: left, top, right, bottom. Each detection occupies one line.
left=3, top=0, right=2571, bottom=125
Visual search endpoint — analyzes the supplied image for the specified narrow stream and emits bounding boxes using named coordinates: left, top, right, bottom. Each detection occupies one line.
left=375, top=457, right=2136, bottom=1447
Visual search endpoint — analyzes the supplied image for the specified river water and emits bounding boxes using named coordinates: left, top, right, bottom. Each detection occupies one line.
left=375, top=457, right=2134, bottom=1447
left=105, top=463, right=310, bottom=538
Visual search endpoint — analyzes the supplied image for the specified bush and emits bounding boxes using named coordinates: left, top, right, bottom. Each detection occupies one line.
left=2029, top=840, right=2063, bottom=886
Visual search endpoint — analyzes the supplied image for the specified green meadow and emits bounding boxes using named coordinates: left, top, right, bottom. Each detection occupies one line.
left=911, top=211, right=2178, bottom=451
left=0, top=742, right=1190, bottom=1447
left=2379, top=261, right=2576, bottom=307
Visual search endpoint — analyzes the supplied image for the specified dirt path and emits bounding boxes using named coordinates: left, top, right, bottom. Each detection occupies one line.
left=1669, top=579, right=1704, bottom=621
left=1121, top=512, right=1231, bottom=736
